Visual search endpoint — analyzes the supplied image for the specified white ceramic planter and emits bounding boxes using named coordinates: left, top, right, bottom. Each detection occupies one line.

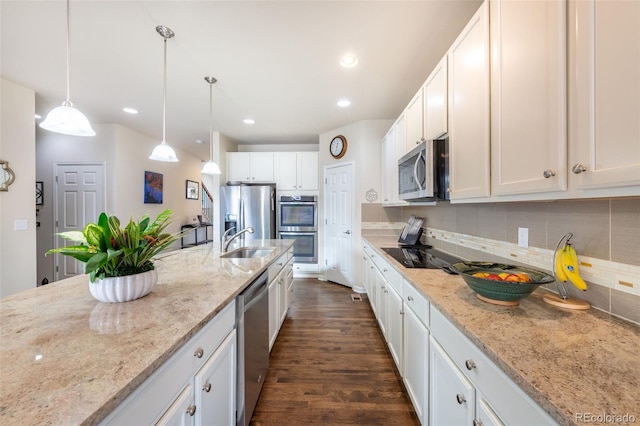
left=89, top=269, right=158, bottom=303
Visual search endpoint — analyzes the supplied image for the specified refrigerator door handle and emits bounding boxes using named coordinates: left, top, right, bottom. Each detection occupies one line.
left=239, top=198, right=245, bottom=234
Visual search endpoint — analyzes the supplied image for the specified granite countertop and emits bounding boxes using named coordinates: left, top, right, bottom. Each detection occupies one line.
left=0, top=240, right=293, bottom=426
left=364, top=236, right=639, bottom=426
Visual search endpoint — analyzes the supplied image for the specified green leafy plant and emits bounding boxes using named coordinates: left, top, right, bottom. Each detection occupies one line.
left=47, top=209, right=188, bottom=282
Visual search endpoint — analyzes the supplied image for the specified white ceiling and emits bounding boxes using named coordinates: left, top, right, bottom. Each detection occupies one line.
left=1, top=0, right=482, bottom=160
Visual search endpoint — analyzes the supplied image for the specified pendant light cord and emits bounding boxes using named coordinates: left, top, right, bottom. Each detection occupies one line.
left=65, top=0, right=71, bottom=104
left=209, top=79, right=213, bottom=161
left=162, top=37, right=167, bottom=144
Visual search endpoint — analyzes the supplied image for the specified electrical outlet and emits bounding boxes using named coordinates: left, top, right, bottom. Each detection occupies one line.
left=518, top=227, right=529, bottom=248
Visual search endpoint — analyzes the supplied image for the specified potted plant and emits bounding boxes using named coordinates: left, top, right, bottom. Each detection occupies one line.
left=47, top=209, right=188, bottom=303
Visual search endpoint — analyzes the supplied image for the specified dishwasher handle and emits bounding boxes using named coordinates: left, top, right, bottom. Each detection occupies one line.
left=240, top=271, right=268, bottom=311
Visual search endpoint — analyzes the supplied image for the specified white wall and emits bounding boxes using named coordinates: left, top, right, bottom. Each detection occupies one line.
left=0, top=78, right=37, bottom=296
left=318, top=119, right=392, bottom=288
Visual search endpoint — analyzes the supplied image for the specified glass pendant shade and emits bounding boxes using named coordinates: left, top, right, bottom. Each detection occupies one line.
left=39, top=102, right=96, bottom=136
left=201, top=160, right=221, bottom=175
left=149, top=141, right=179, bottom=162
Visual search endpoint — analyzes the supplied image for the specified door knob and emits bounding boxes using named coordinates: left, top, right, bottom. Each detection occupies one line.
left=343, top=230, right=351, bottom=234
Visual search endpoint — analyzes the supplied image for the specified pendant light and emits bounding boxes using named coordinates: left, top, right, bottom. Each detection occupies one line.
left=201, top=76, right=222, bottom=175
left=149, top=25, right=179, bottom=162
left=39, top=0, right=95, bottom=137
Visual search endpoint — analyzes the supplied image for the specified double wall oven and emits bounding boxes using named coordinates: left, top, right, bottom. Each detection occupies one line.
left=277, top=195, right=318, bottom=263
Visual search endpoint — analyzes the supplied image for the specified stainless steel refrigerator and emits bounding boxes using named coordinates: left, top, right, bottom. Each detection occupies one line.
left=220, top=184, right=276, bottom=242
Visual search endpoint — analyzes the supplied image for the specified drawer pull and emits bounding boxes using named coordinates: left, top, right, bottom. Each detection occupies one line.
left=194, top=348, right=204, bottom=358
left=383, top=268, right=388, bottom=272
left=186, top=405, right=197, bottom=416
left=407, top=295, right=414, bottom=301
left=473, top=420, right=484, bottom=426
left=456, top=394, right=466, bottom=404
left=465, top=359, right=476, bottom=370
left=203, top=382, right=212, bottom=392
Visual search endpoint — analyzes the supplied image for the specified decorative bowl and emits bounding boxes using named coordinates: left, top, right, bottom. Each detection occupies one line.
left=450, top=262, right=554, bottom=305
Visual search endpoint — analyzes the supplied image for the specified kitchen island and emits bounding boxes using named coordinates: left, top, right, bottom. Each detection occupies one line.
left=364, top=235, right=639, bottom=426
left=0, top=240, right=293, bottom=425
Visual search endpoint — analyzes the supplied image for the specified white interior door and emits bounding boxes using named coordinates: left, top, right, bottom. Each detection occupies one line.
left=54, top=163, right=105, bottom=281
left=324, top=163, right=353, bottom=287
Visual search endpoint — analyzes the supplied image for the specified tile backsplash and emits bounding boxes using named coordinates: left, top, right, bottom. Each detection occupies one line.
left=361, top=197, right=640, bottom=324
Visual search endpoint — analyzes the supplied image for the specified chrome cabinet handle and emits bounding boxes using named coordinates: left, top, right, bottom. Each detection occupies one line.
left=383, top=268, right=388, bottom=272
left=465, top=359, right=476, bottom=370
left=186, top=405, right=197, bottom=416
left=543, top=169, right=556, bottom=178
left=194, top=348, right=204, bottom=358
left=456, top=394, right=466, bottom=404
left=407, top=295, right=414, bottom=301
left=473, top=420, right=484, bottom=426
left=572, top=164, right=588, bottom=174
left=203, top=382, right=212, bottom=393
left=343, top=230, right=351, bottom=234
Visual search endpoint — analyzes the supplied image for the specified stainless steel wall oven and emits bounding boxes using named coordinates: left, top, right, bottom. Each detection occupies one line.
left=278, top=196, right=318, bottom=263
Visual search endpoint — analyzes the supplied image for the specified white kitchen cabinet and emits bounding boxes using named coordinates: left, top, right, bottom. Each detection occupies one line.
left=101, top=303, right=236, bottom=426
left=490, top=0, right=567, bottom=196
left=374, top=267, right=388, bottom=336
left=285, top=260, right=294, bottom=312
left=381, top=121, right=408, bottom=206
left=268, top=249, right=294, bottom=351
left=568, top=0, right=640, bottom=191
left=447, top=1, right=491, bottom=201
left=268, top=275, right=279, bottom=351
left=386, top=281, right=404, bottom=374
left=274, top=151, right=318, bottom=191
left=430, top=306, right=556, bottom=425
left=403, top=299, right=429, bottom=425
left=405, top=89, right=425, bottom=153
left=227, top=152, right=274, bottom=183
left=423, top=56, right=448, bottom=140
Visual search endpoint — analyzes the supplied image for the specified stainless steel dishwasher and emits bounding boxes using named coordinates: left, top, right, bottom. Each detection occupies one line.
left=236, top=271, right=269, bottom=426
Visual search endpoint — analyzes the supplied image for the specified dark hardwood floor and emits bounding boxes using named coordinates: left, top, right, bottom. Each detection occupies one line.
left=250, top=278, right=420, bottom=425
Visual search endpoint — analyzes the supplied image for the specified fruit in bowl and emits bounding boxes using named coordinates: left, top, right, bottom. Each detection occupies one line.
left=450, top=262, right=554, bottom=305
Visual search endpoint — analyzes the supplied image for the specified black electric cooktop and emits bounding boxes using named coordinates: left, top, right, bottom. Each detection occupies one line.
left=381, top=245, right=461, bottom=272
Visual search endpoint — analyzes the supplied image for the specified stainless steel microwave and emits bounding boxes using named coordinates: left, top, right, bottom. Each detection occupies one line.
left=398, top=137, right=449, bottom=201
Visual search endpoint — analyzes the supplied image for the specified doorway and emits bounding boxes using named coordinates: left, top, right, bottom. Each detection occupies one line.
left=323, top=162, right=354, bottom=287
left=54, top=163, right=106, bottom=281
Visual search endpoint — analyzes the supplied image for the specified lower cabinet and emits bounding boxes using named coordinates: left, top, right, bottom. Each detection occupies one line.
left=402, top=296, right=429, bottom=425
left=101, top=303, right=236, bottom=426
left=268, top=249, right=294, bottom=351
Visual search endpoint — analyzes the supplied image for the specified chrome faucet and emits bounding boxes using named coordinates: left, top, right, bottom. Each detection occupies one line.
left=222, top=227, right=254, bottom=252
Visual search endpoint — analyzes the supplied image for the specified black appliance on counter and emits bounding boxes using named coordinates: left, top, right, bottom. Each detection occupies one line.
left=381, top=246, right=460, bottom=271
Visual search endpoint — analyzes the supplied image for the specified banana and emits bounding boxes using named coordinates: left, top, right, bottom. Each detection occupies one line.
left=562, top=244, right=588, bottom=291
left=554, top=244, right=569, bottom=283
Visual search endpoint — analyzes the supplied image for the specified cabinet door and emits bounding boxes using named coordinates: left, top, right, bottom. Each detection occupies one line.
left=569, top=0, right=640, bottom=190
left=285, top=261, right=294, bottom=311
left=155, top=384, right=194, bottom=426
left=278, top=273, right=288, bottom=326
left=424, top=56, right=448, bottom=140
left=268, top=279, right=279, bottom=351
left=448, top=1, right=491, bottom=200
left=386, top=283, right=403, bottom=375
left=274, top=152, right=298, bottom=190
left=430, top=337, right=475, bottom=426
left=375, top=267, right=388, bottom=337
left=477, top=394, right=505, bottom=426
left=403, top=305, right=429, bottom=424
left=194, top=331, right=236, bottom=426
left=490, top=0, right=567, bottom=195
left=227, top=152, right=251, bottom=183
left=297, top=152, right=318, bottom=190
left=250, top=152, right=274, bottom=182
left=381, top=127, right=394, bottom=205
left=405, top=90, right=425, bottom=153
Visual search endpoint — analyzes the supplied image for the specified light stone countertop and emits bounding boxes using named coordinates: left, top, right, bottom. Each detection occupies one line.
left=364, top=236, right=639, bottom=426
left=0, top=240, right=293, bottom=426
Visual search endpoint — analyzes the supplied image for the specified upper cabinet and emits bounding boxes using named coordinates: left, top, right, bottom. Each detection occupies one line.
left=423, top=56, right=448, bottom=141
left=568, top=0, right=640, bottom=191
left=490, top=0, right=567, bottom=196
left=381, top=123, right=407, bottom=206
left=227, top=152, right=274, bottom=183
left=274, top=152, right=318, bottom=191
left=405, top=90, right=425, bottom=153
left=447, top=1, right=491, bottom=200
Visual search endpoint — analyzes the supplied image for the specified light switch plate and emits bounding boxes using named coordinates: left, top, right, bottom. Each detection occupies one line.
left=14, top=220, right=28, bottom=231
left=518, top=227, right=529, bottom=248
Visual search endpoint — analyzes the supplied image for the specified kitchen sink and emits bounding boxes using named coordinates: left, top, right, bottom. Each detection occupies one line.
left=220, top=247, right=275, bottom=259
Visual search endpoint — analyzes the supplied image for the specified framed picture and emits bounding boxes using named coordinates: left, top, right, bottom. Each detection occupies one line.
left=144, top=171, right=163, bottom=204
left=36, top=181, right=43, bottom=205
left=186, top=180, right=199, bottom=200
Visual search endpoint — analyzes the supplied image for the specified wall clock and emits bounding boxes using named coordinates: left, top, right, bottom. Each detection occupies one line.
left=330, top=135, right=347, bottom=159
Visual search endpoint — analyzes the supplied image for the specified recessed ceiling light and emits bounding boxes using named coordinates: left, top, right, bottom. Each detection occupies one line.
left=122, top=107, right=138, bottom=114
left=34, top=114, right=42, bottom=119
left=244, top=118, right=255, bottom=125
left=340, top=55, right=358, bottom=68
left=337, top=99, right=351, bottom=107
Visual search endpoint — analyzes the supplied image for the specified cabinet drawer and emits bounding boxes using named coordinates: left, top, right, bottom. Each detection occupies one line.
left=371, top=253, right=402, bottom=295
left=403, top=279, right=429, bottom=327
left=430, top=306, right=555, bottom=425
left=268, top=252, right=289, bottom=282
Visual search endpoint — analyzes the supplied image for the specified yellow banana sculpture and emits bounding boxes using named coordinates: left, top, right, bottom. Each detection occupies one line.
left=561, top=244, right=588, bottom=291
